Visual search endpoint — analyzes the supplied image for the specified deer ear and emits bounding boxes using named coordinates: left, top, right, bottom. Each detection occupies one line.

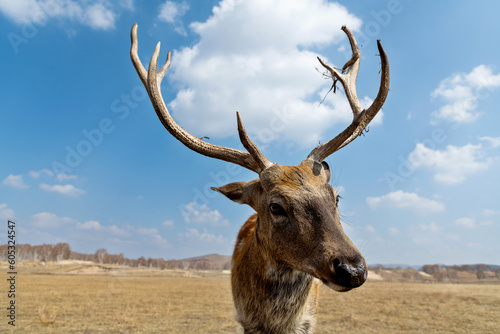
left=321, top=161, right=331, bottom=182
left=212, top=179, right=261, bottom=208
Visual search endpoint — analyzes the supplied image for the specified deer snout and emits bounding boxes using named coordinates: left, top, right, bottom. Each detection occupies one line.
left=332, top=256, right=367, bottom=289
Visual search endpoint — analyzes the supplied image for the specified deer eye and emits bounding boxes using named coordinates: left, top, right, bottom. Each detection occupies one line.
left=336, top=195, right=341, bottom=206
left=269, top=203, right=286, bottom=216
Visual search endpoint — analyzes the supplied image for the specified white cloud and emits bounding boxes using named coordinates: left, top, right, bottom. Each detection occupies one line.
left=454, top=217, right=476, bottom=229
left=31, top=212, right=76, bottom=228
left=29, top=170, right=77, bottom=182
left=164, top=0, right=369, bottom=148
left=40, top=183, right=85, bottom=197
left=465, top=65, right=500, bottom=87
left=29, top=169, right=54, bottom=178
left=0, top=0, right=130, bottom=30
left=25, top=212, right=170, bottom=252
left=0, top=0, right=45, bottom=24
left=408, top=143, right=492, bottom=185
left=78, top=220, right=102, bottom=230
left=105, top=225, right=170, bottom=247
left=29, top=171, right=40, bottom=178
left=181, top=228, right=228, bottom=245
left=3, top=174, right=29, bottom=189
left=84, top=3, right=115, bottom=30
left=107, top=224, right=131, bottom=238
left=158, top=1, right=189, bottom=36
left=182, top=202, right=229, bottom=226
left=150, top=234, right=170, bottom=247
left=109, top=224, right=168, bottom=244
left=0, top=203, right=14, bottom=219
left=133, top=227, right=170, bottom=247
left=478, top=136, right=500, bottom=148
left=431, top=65, right=500, bottom=123
left=367, top=190, right=445, bottom=214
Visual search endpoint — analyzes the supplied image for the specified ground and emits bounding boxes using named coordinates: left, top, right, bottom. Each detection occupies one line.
left=1, top=261, right=499, bottom=333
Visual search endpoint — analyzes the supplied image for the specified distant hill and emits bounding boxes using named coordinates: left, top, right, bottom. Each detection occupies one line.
left=165, top=254, right=231, bottom=270
left=372, top=264, right=423, bottom=270
left=370, top=263, right=500, bottom=283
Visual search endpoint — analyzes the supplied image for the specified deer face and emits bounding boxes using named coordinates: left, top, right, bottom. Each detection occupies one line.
left=214, top=159, right=366, bottom=291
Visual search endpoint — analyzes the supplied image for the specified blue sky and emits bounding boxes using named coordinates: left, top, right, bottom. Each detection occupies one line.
left=1, top=0, right=499, bottom=265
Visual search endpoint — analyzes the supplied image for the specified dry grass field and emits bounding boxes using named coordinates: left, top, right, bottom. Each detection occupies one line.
left=2, top=262, right=499, bottom=333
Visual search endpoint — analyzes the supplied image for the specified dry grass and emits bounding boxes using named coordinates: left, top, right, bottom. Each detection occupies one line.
left=316, top=282, right=500, bottom=333
left=3, top=267, right=500, bottom=333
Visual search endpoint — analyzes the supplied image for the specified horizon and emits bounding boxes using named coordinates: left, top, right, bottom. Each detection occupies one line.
left=1, top=0, right=500, bottom=266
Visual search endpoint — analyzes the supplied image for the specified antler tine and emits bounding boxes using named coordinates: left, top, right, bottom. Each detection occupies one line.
left=236, top=112, right=273, bottom=172
left=316, top=26, right=363, bottom=118
left=130, top=23, right=147, bottom=88
left=308, top=26, right=390, bottom=162
left=131, top=23, right=271, bottom=174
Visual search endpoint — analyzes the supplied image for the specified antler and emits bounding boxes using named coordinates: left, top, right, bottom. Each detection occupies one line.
left=308, top=26, right=390, bottom=162
left=130, top=23, right=272, bottom=173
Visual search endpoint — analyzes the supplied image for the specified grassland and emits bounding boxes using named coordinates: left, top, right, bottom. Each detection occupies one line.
left=2, top=262, right=499, bottom=333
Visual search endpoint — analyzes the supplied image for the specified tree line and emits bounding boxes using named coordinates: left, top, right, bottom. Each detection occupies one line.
left=421, top=264, right=500, bottom=281
left=369, top=263, right=500, bottom=282
left=0, top=243, right=231, bottom=270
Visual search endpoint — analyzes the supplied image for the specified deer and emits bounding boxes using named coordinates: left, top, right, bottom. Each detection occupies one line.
left=130, top=23, right=389, bottom=334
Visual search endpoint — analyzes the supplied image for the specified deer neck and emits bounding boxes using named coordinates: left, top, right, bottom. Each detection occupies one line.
left=232, top=217, right=318, bottom=334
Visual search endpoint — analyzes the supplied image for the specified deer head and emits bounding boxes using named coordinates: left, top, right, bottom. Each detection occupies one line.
left=130, top=24, right=389, bottom=292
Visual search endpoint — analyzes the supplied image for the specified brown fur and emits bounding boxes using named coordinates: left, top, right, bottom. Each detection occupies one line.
left=232, top=213, right=319, bottom=333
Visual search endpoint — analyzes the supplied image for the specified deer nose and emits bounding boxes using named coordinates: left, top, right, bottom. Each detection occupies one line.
left=333, top=256, right=367, bottom=288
